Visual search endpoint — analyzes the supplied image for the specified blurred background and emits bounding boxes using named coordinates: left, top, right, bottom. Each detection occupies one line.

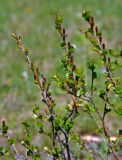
left=0, top=0, right=122, bottom=146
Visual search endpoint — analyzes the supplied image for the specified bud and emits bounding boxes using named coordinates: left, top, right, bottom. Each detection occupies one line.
left=68, top=42, right=71, bottom=50
left=2, top=120, right=5, bottom=127
left=70, top=55, right=74, bottom=63
left=63, top=28, right=65, bottom=35
left=108, top=57, right=111, bottom=64
left=99, top=36, right=102, bottom=44
left=95, top=26, right=98, bottom=34
left=72, top=95, right=76, bottom=104
left=90, top=16, right=94, bottom=30
left=102, top=43, right=105, bottom=50
left=11, top=33, right=17, bottom=39
left=68, top=103, right=73, bottom=111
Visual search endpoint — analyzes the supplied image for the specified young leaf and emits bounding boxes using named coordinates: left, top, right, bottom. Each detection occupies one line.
left=8, top=138, right=16, bottom=145
left=82, top=10, right=91, bottom=22
left=118, top=129, right=122, bottom=135
left=2, top=120, right=8, bottom=136
left=99, top=90, right=106, bottom=99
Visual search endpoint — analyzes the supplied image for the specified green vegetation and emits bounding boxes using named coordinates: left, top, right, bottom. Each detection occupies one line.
left=0, top=0, right=122, bottom=133
left=0, top=1, right=122, bottom=159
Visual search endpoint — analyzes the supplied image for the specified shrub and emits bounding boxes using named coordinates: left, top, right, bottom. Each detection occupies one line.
left=0, top=11, right=122, bottom=160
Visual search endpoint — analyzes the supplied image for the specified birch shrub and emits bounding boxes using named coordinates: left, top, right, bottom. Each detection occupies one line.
left=0, top=11, right=122, bottom=160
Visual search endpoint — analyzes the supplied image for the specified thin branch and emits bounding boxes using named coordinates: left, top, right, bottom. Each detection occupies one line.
left=60, top=127, right=71, bottom=160
left=57, top=133, right=66, bottom=160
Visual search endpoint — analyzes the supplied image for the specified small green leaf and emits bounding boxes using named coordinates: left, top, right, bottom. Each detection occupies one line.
left=115, top=107, right=122, bottom=116
left=99, top=90, right=106, bottom=99
left=63, top=120, right=74, bottom=133
left=2, top=121, right=8, bottom=136
left=33, top=154, right=41, bottom=160
left=93, top=71, right=97, bottom=79
left=84, top=104, right=96, bottom=112
left=88, top=157, right=94, bottom=160
left=55, top=14, right=63, bottom=32
left=22, top=121, right=31, bottom=135
left=5, top=146, right=11, bottom=156
left=104, top=106, right=111, bottom=117
left=82, top=10, right=91, bottom=22
left=27, top=149, right=33, bottom=156
left=8, top=138, right=16, bottom=145
left=96, top=32, right=102, bottom=36
left=25, top=48, right=29, bottom=55
left=0, top=146, right=3, bottom=156
left=114, top=86, right=121, bottom=95
left=52, top=146, right=61, bottom=158
left=88, top=61, right=96, bottom=71
left=88, top=28, right=93, bottom=33
left=97, top=127, right=104, bottom=134
left=76, top=89, right=84, bottom=97
left=0, top=146, right=3, bottom=152
left=38, top=114, right=43, bottom=120
left=60, top=42, right=66, bottom=48
left=32, top=105, right=40, bottom=114
left=118, top=129, right=122, bottom=135
left=120, top=50, right=122, bottom=58
left=37, top=122, right=43, bottom=133
left=69, top=44, right=75, bottom=53
left=54, top=118, right=61, bottom=131
left=22, top=121, right=30, bottom=128
left=74, top=111, right=80, bottom=118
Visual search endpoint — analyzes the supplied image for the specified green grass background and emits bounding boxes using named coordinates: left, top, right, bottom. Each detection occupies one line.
left=0, top=0, right=122, bottom=137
